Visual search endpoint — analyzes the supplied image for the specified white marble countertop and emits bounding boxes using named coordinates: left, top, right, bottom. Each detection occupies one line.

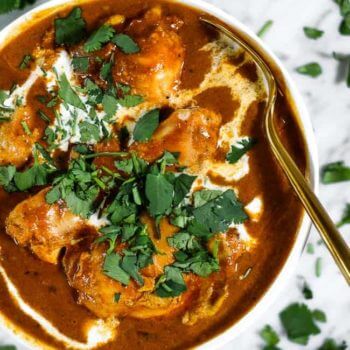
left=0, top=0, right=349, bottom=349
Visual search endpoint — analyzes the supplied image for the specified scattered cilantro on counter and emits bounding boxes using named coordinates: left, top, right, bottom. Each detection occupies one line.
left=338, top=203, right=350, bottom=227
left=335, top=0, right=350, bottom=35
left=279, top=303, right=321, bottom=345
left=0, top=0, right=36, bottom=14
left=318, top=338, right=348, bottom=350
left=260, top=325, right=280, bottom=347
left=303, top=27, right=324, bottom=39
left=226, top=138, right=256, bottom=164
left=321, top=161, right=350, bottom=183
left=257, top=20, right=274, bottom=38
left=302, top=280, right=313, bottom=299
left=296, top=62, right=323, bottom=77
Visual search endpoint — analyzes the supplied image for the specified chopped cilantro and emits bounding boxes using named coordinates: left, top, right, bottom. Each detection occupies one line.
left=57, top=72, right=86, bottom=111
left=0, top=346, right=17, bottom=350
left=303, top=27, right=324, bottom=39
left=313, top=309, right=327, bottom=323
left=84, top=25, right=115, bottom=53
left=296, top=62, right=322, bottom=77
left=321, top=161, right=350, bottom=183
left=55, top=8, right=86, bottom=46
left=257, top=20, right=274, bottom=38
left=315, top=257, right=322, bottom=277
left=0, top=0, right=36, bottom=14
left=20, top=120, right=31, bottom=135
left=155, top=266, right=187, bottom=298
left=100, top=61, right=113, bottom=82
left=114, top=293, right=121, bottom=303
left=307, top=242, right=315, bottom=254
left=193, top=189, right=222, bottom=208
left=173, top=174, right=196, bottom=206
left=102, top=94, right=118, bottom=118
left=302, top=281, right=313, bottom=299
left=72, top=56, right=89, bottom=73
left=260, top=325, right=280, bottom=346
left=318, top=338, right=347, bottom=350
left=19, top=54, right=33, bottom=70
left=118, top=94, right=144, bottom=107
left=79, top=121, right=101, bottom=143
left=193, top=190, right=247, bottom=234
left=0, top=165, right=16, bottom=189
left=112, top=33, right=140, bottom=54
left=226, top=138, right=256, bottom=163
left=338, top=203, right=350, bottom=227
left=145, top=173, right=174, bottom=216
left=279, top=303, right=320, bottom=345
left=133, top=109, right=160, bottom=142
left=103, top=252, right=130, bottom=285
left=37, top=110, right=50, bottom=123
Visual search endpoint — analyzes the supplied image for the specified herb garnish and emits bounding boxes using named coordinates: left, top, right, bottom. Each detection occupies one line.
left=133, top=109, right=160, bottom=142
left=315, top=257, right=322, bottom=277
left=226, top=138, right=256, bottom=163
left=296, top=62, right=323, bottom=77
left=321, top=161, right=350, bottom=183
left=0, top=0, right=36, bottom=14
left=303, top=27, right=324, bottom=39
left=84, top=25, right=115, bottom=53
left=55, top=8, right=86, bottom=46
left=19, top=54, right=33, bottom=70
left=112, top=34, right=140, bottom=54
left=335, top=0, right=350, bottom=35
left=72, top=56, right=89, bottom=73
left=302, top=280, right=313, bottom=299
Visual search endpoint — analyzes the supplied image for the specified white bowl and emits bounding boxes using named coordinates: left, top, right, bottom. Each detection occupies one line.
left=0, top=1, right=318, bottom=349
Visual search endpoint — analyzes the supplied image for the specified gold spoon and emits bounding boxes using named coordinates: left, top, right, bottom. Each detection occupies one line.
left=200, top=17, right=350, bottom=285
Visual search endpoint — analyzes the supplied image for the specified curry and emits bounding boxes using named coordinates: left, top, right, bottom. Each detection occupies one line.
left=0, top=1, right=307, bottom=349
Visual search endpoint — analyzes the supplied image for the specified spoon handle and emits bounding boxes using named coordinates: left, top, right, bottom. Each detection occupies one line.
left=266, top=113, right=350, bottom=285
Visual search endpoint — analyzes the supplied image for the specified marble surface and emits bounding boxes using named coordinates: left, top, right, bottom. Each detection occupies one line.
left=0, top=0, right=349, bottom=349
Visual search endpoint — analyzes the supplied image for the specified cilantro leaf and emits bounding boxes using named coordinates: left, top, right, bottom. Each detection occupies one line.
left=0, top=346, right=17, bottom=350
left=173, top=174, right=196, bottom=206
left=19, top=54, right=33, bottom=70
left=72, top=56, right=89, bottom=73
left=103, top=253, right=130, bottom=285
left=102, top=94, right=118, bottom=118
left=155, top=266, right=187, bottom=298
left=57, top=73, right=86, bottom=111
left=84, top=25, right=115, bottom=53
left=279, top=303, right=321, bottom=345
left=55, top=8, right=86, bottom=46
left=121, top=253, right=144, bottom=286
left=14, top=164, right=50, bottom=191
left=226, top=138, right=256, bottom=163
left=315, top=257, right=322, bottom=277
left=260, top=325, right=280, bottom=346
left=117, top=94, right=144, bottom=107
left=0, top=165, right=16, bottom=187
left=0, top=0, right=35, bottom=14
left=112, top=34, right=140, bottom=54
left=296, top=62, right=322, bottom=77
left=318, top=338, right=347, bottom=350
left=321, top=161, right=350, bottom=183
left=338, top=203, right=350, bottom=227
left=79, top=121, right=100, bottom=143
left=257, top=20, right=273, bottom=38
left=114, top=293, right=121, bottom=302
left=145, top=173, right=174, bottom=216
left=302, top=281, right=313, bottom=299
left=303, top=27, right=324, bottom=39
left=313, top=309, right=327, bottom=323
left=193, top=190, right=248, bottom=234
left=133, top=109, right=160, bottom=142
left=193, top=189, right=222, bottom=208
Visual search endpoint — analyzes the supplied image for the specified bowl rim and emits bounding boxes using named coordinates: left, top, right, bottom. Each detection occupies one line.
left=0, top=1, right=319, bottom=349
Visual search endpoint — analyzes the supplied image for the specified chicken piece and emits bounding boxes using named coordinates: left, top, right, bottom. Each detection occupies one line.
left=63, top=236, right=195, bottom=319
left=113, top=7, right=185, bottom=103
left=5, top=188, right=89, bottom=264
left=0, top=78, right=51, bottom=167
left=0, top=106, right=40, bottom=167
left=132, top=108, right=222, bottom=171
